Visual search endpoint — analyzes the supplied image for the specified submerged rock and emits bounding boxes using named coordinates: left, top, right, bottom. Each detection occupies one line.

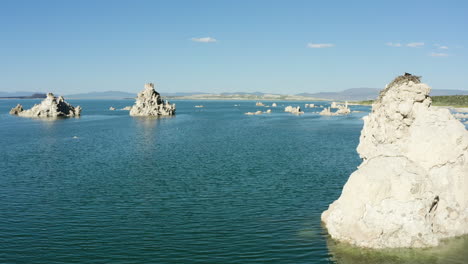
left=129, top=83, right=175, bottom=116
left=321, top=74, right=468, bottom=248
left=9, top=93, right=81, bottom=118
left=245, top=111, right=263, bottom=115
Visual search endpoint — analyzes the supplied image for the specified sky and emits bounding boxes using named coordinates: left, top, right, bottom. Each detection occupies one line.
left=0, top=0, right=467, bottom=95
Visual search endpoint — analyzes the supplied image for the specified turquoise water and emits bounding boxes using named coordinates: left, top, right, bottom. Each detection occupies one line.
left=0, top=99, right=466, bottom=264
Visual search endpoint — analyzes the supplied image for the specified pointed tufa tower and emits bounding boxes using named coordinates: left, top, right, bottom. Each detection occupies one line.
left=129, top=83, right=176, bottom=116
left=321, top=74, right=468, bottom=248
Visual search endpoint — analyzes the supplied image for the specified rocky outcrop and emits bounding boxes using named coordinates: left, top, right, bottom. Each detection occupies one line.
left=9, top=93, right=81, bottom=118
left=285, top=106, right=303, bottom=114
left=272, top=103, right=277, bottom=107
left=121, top=106, right=132, bottom=111
left=109, top=107, right=116, bottom=111
left=256, top=102, right=265, bottom=106
left=305, top=103, right=315, bottom=108
left=9, top=104, right=23, bottom=115
left=129, top=83, right=175, bottom=116
left=321, top=74, right=468, bottom=248
left=320, top=102, right=350, bottom=116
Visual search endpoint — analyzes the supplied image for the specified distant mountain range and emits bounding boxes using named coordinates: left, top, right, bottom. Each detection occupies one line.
left=0, top=92, right=46, bottom=99
left=65, top=91, right=210, bottom=99
left=297, top=88, right=468, bottom=101
left=2, top=88, right=467, bottom=101
left=65, top=91, right=136, bottom=99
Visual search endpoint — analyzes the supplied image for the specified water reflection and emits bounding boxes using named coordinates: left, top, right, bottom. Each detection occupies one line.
left=326, top=234, right=468, bottom=264
left=132, top=116, right=174, bottom=154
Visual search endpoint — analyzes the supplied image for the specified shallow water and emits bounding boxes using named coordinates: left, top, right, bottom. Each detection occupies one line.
left=0, top=99, right=466, bottom=263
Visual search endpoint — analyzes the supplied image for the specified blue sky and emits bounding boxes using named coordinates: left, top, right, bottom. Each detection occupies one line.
left=1, top=0, right=467, bottom=94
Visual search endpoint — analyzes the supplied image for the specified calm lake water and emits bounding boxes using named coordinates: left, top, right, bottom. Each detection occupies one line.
left=0, top=99, right=466, bottom=264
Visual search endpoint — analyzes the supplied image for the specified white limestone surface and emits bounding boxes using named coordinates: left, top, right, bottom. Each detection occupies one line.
left=321, top=74, right=468, bottom=248
left=129, top=83, right=175, bottom=116
left=9, top=93, right=81, bottom=118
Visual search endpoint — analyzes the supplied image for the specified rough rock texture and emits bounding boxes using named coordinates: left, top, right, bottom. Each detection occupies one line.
left=320, top=102, right=350, bottom=116
left=129, top=83, right=175, bottom=116
left=285, top=106, right=303, bottom=114
left=321, top=74, right=468, bottom=248
left=9, top=93, right=81, bottom=118
left=9, top=104, right=23, bottom=115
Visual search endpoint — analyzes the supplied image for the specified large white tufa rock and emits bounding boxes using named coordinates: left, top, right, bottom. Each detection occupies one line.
left=129, top=83, right=176, bottom=116
left=321, top=74, right=468, bottom=248
left=9, top=93, right=81, bottom=118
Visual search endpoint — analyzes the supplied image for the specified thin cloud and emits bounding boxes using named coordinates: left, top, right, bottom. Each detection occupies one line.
left=439, top=46, right=449, bottom=50
left=407, top=42, right=424, bottom=47
left=386, top=42, right=402, bottom=47
left=430, top=52, right=449, bottom=57
left=191, top=37, right=217, bottom=43
left=307, top=43, right=335, bottom=48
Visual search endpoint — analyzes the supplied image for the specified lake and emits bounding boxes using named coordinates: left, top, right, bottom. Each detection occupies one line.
left=0, top=99, right=466, bottom=264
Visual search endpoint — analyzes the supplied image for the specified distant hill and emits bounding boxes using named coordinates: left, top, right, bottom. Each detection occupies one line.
left=66, top=91, right=136, bottom=99
left=162, top=92, right=209, bottom=97
left=297, top=88, right=468, bottom=101
left=3, top=88, right=467, bottom=101
left=0, top=92, right=46, bottom=99
left=0, top=91, right=45, bottom=98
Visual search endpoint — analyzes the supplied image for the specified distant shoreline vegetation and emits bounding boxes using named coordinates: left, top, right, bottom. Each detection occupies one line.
left=353, top=95, right=468, bottom=108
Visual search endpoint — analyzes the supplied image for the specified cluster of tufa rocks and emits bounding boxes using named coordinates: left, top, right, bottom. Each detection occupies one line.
left=285, top=106, right=303, bottom=114
left=321, top=74, right=468, bottom=248
left=320, top=101, right=350, bottom=116
left=129, top=83, right=176, bottom=116
left=9, top=93, right=81, bottom=118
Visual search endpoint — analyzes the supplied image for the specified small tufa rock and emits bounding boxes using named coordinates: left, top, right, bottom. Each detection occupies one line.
left=9, top=93, right=81, bottom=118
left=129, top=83, right=176, bottom=116
left=285, top=106, right=303, bottom=114
left=320, top=102, right=350, bottom=116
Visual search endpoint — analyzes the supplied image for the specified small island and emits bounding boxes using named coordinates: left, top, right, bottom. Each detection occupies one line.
left=9, top=93, right=81, bottom=118
left=129, top=83, right=176, bottom=116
